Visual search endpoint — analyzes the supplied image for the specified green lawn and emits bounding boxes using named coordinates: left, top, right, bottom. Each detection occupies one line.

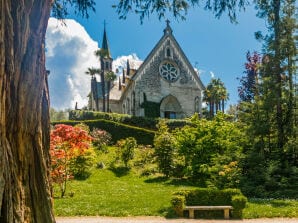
left=53, top=147, right=298, bottom=218
left=53, top=169, right=196, bottom=216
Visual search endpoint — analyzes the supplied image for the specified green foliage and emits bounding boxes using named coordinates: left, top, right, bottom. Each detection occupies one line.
left=175, top=113, right=245, bottom=187
left=171, top=195, right=185, bottom=216
left=140, top=93, right=160, bottom=118
left=238, top=0, right=297, bottom=198
left=52, top=0, right=96, bottom=20
left=115, top=0, right=247, bottom=23
left=69, top=148, right=96, bottom=180
left=118, top=137, right=137, bottom=167
left=69, top=110, right=192, bottom=131
left=154, top=120, right=177, bottom=177
left=52, top=119, right=155, bottom=145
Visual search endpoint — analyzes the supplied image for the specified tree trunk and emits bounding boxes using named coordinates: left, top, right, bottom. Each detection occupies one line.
left=107, top=81, right=111, bottom=112
left=0, top=1, right=55, bottom=222
left=100, top=72, right=106, bottom=112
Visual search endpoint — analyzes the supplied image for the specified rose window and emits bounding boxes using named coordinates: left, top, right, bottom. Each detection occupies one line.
left=159, top=62, right=179, bottom=82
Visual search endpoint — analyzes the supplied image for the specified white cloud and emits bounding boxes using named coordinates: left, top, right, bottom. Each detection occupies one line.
left=210, top=71, right=215, bottom=78
left=113, top=54, right=143, bottom=74
left=46, top=18, right=143, bottom=110
left=46, top=18, right=99, bottom=110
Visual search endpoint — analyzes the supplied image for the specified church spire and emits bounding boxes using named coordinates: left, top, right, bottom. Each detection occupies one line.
left=101, top=21, right=111, bottom=58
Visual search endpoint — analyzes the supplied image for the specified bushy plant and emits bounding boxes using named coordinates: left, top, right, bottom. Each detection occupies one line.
left=118, top=137, right=137, bottom=167
left=231, top=195, right=247, bottom=218
left=154, top=120, right=177, bottom=177
left=171, top=195, right=185, bottom=217
left=50, top=124, right=92, bottom=197
left=175, top=113, right=245, bottom=186
left=90, top=128, right=112, bottom=151
left=69, top=147, right=96, bottom=180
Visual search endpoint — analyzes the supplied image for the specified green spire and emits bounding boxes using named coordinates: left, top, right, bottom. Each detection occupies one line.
left=101, top=21, right=111, bottom=58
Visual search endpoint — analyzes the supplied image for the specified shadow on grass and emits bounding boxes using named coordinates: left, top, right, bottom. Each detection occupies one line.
left=109, top=166, right=130, bottom=177
left=144, top=176, right=199, bottom=187
left=249, top=199, right=293, bottom=208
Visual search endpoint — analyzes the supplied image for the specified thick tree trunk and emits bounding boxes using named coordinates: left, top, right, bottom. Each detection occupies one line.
left=0, top=1, right=55, bottom=222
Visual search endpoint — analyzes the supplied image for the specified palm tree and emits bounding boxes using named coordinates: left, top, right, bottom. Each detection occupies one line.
left=85, top=67, right=100, bottom=78
left=95, top=49, right=108, bottom=112
left=203, top=78, right=229, bottom=118
left=105, top=71, right=117, bottom=112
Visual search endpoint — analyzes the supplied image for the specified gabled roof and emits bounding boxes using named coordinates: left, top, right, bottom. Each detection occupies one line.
left=131, top=21, right=205, bottom=90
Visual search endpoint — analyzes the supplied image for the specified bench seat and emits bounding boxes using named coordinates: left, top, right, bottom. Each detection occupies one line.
left=184, top=205, right=233, bottom=219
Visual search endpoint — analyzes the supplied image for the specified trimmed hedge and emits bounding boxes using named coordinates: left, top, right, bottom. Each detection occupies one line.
left=52, top=119, right=155, bottom=145
left=69, top=110, right=193, bottom=131
left=172, top=188, right=247, bottom=219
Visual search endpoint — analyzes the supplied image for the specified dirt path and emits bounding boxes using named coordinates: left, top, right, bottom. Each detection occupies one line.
left=56, top=216, right=298, bottom=223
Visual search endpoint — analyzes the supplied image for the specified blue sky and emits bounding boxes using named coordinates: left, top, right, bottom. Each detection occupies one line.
left=46, top=1, right=267, bottom=110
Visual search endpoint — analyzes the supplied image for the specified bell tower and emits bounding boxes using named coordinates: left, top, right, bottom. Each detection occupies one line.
left=100, top=22, right=113, bottom=73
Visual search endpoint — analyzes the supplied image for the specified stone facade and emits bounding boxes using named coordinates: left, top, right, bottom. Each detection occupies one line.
left=90, top=22, right=205, bottom=119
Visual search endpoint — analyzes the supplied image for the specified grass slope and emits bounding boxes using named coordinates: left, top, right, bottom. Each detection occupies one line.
left=54, top=169, right=195, bottom=216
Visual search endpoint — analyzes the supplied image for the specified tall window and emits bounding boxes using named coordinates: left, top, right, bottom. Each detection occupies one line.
left=165, top=46, right=172, bottom=58
left=194, top=96, right=200, bottom=113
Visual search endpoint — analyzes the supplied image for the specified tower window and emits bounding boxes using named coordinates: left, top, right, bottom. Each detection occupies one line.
left=105, top=62, right=109, bottom=69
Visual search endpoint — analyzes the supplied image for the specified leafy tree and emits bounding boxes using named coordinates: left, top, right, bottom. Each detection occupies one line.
left=238, top=0, right=297, bottom=197
left=176, top=113, right=244, bottom=187
left=50, top=124, right=92, bottom=197
left=238, top=51, right=261, bottom=102
left=154, top=120, right=177, bottom=177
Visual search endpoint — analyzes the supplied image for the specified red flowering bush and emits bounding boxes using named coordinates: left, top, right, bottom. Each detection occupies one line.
left=50, top=124, right=92, bottom=197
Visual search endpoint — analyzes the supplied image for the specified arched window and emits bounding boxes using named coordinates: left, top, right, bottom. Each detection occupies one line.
left=132, top=91, right=136, bottom=116
left=194, top=96, right=200, bottom=113
left=165, top=46, right=172, bottom=58
left=126, top=98, right=130, bottom=115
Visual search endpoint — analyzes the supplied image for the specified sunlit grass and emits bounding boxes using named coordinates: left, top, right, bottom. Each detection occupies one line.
left=53, top=147, right=298, bottom=218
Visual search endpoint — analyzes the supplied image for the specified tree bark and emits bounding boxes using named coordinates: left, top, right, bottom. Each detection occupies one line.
left=0, top=1, right=55, bottom=222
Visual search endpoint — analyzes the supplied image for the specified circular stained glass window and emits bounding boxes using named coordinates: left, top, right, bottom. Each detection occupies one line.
left=159, top=62, right=179, bottom=82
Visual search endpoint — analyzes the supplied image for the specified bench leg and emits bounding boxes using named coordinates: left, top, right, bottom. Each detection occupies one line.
left=189, top=209, right=194, bottom=219
left=223, top=209, right=229, bottom=219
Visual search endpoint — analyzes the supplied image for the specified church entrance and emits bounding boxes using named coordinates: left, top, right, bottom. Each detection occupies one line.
left=160, top=95, right=183, bottom=119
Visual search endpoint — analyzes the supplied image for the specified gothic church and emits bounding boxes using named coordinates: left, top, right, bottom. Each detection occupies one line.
left=89, top=21, right=205, bottom=119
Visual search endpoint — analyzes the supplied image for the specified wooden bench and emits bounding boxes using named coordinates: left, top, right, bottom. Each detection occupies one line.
left=184, top=205, right=233, bottom=219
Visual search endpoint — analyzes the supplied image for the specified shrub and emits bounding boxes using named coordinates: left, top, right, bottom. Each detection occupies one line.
left=231, top=195, right=247, bottom=218
left=69, top=147, right=96, bottom=180
left=171, top=195, right=185, bottom=217
left=154, top=120, right=177, bottom=177
left=118, top=137, right=137, bottom=167
left=50, top=124, right=92, bottom=197
left=90, top=128, right=112, bottom=151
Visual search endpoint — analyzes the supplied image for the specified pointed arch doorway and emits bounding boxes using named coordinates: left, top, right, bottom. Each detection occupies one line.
left=160, top=95, right=183, bottom=119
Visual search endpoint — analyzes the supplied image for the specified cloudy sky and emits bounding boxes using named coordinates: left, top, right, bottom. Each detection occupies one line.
left=46, top=1, right=266, bottom=110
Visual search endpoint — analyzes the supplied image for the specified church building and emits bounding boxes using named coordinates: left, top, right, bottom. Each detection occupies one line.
left=89, top=21, right=205, bottom=119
